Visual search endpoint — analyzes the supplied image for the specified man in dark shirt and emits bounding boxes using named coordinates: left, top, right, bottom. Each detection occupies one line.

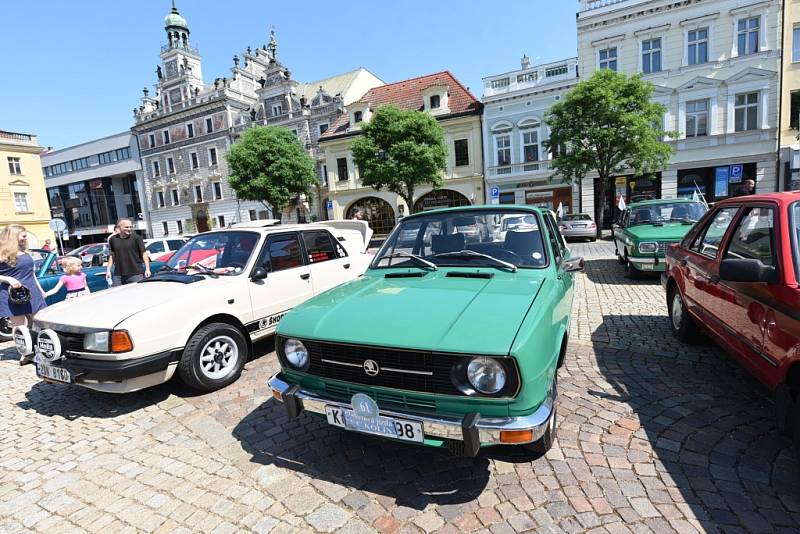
left=106, top=218, right=150, bottom=285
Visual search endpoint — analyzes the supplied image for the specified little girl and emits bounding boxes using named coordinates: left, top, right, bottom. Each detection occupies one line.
left=44, top=257, right=91, bottom=300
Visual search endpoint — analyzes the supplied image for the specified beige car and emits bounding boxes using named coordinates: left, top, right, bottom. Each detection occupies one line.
left=14, top=221, right=372, bottom=394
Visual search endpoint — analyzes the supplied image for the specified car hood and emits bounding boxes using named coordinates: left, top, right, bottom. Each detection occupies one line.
left=35, top=276, right=219, bottom=329
left=278, top=269, right=547, bottom=355
left=625, top=222, right=695, bottom=241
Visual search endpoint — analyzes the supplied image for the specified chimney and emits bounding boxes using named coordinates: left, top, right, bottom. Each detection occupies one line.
left=521, top=54, right=531, bottom=70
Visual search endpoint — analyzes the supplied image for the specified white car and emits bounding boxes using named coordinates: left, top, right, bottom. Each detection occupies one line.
left=144, top=237, right=188, bottom=261
left=15, top=221, right=373, bottom=394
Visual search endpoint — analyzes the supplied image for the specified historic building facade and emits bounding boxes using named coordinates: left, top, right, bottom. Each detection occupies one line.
left=41, top=132, right=147, bottom=248
left=577, top=0, right=781, bottom=223
left=133, top=3, right=383, bottom=237
left=0, top=130, right=55, bottom=247
left=320, top=71, right=484, bottom=235
left=482, top=56, right=580, bottom=213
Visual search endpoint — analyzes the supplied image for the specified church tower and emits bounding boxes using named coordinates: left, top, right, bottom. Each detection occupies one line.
left=157, top=1, right=204, bottom=110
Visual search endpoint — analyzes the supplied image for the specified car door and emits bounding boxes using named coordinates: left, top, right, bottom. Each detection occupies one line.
left=542, top=212, right=573, bottom=334
left=247, top=232, right=312, bottom=340
left=715, top=205, right=779, bottom=383
left=615, top=209, right=630, bottom=256
left=301, top=229, right=352, bottom=294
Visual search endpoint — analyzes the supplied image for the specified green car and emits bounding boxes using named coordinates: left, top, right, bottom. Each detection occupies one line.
left=614, top=198, right=707, bottom=278
left=269, top=206, right=584, bottom=456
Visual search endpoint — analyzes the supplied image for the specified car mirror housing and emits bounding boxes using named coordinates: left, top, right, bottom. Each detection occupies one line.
left=562, top=257, right=585, bottom=273
left=719, top=259, right=778, bottom=284
left=251, top=267, right=268, bottom=281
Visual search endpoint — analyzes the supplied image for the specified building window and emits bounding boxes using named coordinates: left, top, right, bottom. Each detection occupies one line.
left=149, top=134, right=156, bottom=148
left=190, top=152, right=199, bottom=169
left=194, top=184, right=203, bottom=202
left=170, top=188, right=180, bottom=206
left=126, top=204, right=135, bottom=217
left=545, top=65, right=568, bottom=78
left=152, top=160, right=161, bottom=177
left=208, top=147, right=218, bottom=166
left=737, top=17, right=760, bottom=56
left=186, top=123, right=194, bottom=138
left=157, top=191, right=165, bottom=208
left=162, top=130, right=170, bottom=144
left=205, top=117, right=213, bottom=134
left=213, top=181, right=222, bottom=200
left=217, top=215, right=226, bottom=228
left=7, top=157, right=21, bottom=175
left=319, top=123, right=329, bottom=135
left=522, top=131, right=539, bottom=162
left=13, top=192, right=28, bottom=213
left=518, top=72, right=538, bottom=83
left=642, top=38, right=662, bottom=73
left=794, top=26, right=800, bottom=62
left=495, top=135, right=511, bottom=166
left=688, top=28, right=709, bottom=65
left=249, top=209, right=257, bottom=221
left=430, top=95, right=440, bottom=109
left=271, top=103, right=283, bottom=116
left=353, top=111, right=363, bottom=123
left=454, top=139, right=469, bottom=167
left=162, top=221, right=169, bottom=235
left=167, top=157, right=175, bottom=174
left=735, top=92, right=759, bottom=131
left=336, top=157, right=348, bottom=181
left=490, top=78, right=510, bottom=89
left=176, top=220, right=183, bottom=234
left=685, top=99, right=709, bottom=137
left=599, top=47, right=617, bottom=71
left=790, top=91, right=800, bottom=129
left=499, top=192, right=516, bottom=204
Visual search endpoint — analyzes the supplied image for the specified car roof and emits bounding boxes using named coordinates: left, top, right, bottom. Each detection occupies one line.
left=402, top=204, right=543, bottom=221
left=627, top=198, right=701, bottom=209
left=207, top=223, right=343, bottom=235
left=712, top=191, right=800, bottom=208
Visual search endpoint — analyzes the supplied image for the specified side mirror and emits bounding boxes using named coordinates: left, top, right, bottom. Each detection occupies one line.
left=562, top=256, right=585, bottom=273
left=719, top=258, right=778, bottom=284
left=251, top=266, right=268, bottom=281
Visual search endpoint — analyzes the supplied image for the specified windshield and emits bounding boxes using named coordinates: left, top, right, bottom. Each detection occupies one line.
left=374, top=209, right=547, bottom=269
left=563, top=214, right=592, bottom=222
left=630, top=202, right=706, bottom=226
left=166, top=231, right=260, bottom=275
left=29, top=250, right=50, bottom=275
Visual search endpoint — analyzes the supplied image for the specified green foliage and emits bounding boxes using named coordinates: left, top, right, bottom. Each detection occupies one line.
left=543, top=69, right=674, bottom=232
left=351, top=105, right=447, bottom=213
left=226, top=126, right=318, bottom=218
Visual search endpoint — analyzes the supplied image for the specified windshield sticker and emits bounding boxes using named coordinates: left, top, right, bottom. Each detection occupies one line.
left=532, top=252, right=542, bottom=260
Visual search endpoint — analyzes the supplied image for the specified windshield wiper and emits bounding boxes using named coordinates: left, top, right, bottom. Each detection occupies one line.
left=434, top=250, right=517, bottom=272
left=190, top=264, right=219, bottom=278
left=380, top=252, right=438, bottom=270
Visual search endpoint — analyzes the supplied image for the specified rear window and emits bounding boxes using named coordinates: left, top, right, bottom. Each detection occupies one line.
left=563, top=214, right=592, bottom=221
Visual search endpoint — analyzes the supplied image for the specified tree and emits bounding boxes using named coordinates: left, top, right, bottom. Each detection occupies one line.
left=351, top=105, right=447, bottom=214
left=226, top=126, right=318, bottom=221
left=543, top=69, right=674, bottom=237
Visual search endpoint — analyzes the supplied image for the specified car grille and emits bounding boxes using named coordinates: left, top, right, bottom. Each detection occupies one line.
left=323, top=382, right=437, bottom=412
left=56, top=332, right=84, bottom=353
left=300, top=340, right=463, bottom=395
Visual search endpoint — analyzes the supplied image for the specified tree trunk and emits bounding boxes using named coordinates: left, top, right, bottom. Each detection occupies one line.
left=405, top=186, right=415, bottom=215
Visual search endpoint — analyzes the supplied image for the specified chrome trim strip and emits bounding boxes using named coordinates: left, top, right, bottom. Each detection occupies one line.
left=321, top=358, right=361, bottom=368
left=320, top=358, right=434, bottom=376
left=268, top=373, right=555, bottom=445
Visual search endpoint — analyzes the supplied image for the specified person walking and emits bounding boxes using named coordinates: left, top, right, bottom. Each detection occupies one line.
left=737, top=179, right=756, bottom=196
left=0, top=224, right=47, bottom=365
left=41, top=239, right=52, bottom=252
left=106, top=218, right=150, bottom=285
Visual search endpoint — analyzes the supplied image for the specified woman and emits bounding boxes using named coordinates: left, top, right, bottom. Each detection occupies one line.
left=0, top=224, right=47, bottom=365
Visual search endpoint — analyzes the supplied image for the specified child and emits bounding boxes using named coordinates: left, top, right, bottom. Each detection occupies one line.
left=44, top=257, right=91, bottom=300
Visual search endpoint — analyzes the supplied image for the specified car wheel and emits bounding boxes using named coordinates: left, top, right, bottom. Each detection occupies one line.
left=178, top=323, right=248, bottom=392
left=615, top=248, right=625, bottom=265
left=624, top=253, right=640, bottom=279
left=589, top=237, right=596, bottom=242
left=668, top=287, right=698, bottom=342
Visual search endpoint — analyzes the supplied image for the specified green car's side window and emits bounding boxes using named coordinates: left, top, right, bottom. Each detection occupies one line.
left=543, top=213, right=564, bottom=264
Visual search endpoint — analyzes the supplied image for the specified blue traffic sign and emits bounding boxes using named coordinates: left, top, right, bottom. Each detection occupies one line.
left=490, top=187, right=500, bottom=199
left=326, top=199, right=333, bottom=209
left=730, top=164, right=743, bottom=183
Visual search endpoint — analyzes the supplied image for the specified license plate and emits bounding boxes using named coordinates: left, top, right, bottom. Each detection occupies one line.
left=36, top=363, right=72, bottom=383
left=325, top=406, right=423, bottom=443
left=640, top=263, right=654, bottom=270
left=573, top=224, right=587, bottom=228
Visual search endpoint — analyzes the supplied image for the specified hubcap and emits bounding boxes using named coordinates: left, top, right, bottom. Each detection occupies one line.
left=199, top=335, right=239, bottom=380
left=671, top=292, right=684, bottom=330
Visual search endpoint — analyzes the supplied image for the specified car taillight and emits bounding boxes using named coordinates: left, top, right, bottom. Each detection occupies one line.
left=110, top=330, right=134, bottom=352
left=80, top=251, right=87, bottom=256
left=589, top=223, right=597, bottom=228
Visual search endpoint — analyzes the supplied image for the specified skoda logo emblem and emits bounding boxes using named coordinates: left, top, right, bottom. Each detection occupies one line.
left=363, top=359, right=380, bottom=376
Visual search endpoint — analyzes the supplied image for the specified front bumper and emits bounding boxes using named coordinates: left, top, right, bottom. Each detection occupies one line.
left=267, top=373, right=555, bottom=456
left=40, top=350, right=182, bottom=382
left=627, top=256, right=666, bottom=272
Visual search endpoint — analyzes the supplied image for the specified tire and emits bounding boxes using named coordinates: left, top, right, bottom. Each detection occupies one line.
left=774, top=383, right=793, bottom=436
left=667, top=286, right=699, bottom=343
left=616, top=247, right=625, bottom=265
left=624, top=253, right=640, bottom=279
left=791, top=402, right=800, bottom=467
left=589, top=238, right=596, bottom=242
left=178, top=322, right=248, bottom=392
left=527, top=388, right=557, bottom=455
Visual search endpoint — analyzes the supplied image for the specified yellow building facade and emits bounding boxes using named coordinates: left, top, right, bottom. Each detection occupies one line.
left=780, top=0, right=800, bottom=191
left=0, top=130, right=55, bottom=248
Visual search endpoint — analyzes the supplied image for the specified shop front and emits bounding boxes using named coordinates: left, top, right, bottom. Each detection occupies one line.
left=602, top=173, right=662, bottom=227
left=677, top=162, right=756, bottom=202
left=496, top=180, right=573, bottom=213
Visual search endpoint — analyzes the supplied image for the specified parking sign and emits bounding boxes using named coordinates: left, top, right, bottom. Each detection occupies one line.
left=730, top=164, right=743, bottom=183
left=490, top=187, right=500, bottom=199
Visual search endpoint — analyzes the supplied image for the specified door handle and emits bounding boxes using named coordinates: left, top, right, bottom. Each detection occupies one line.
left=300, top=273, right=310, bottom=280
left=343, top=264, right=350, bottom=269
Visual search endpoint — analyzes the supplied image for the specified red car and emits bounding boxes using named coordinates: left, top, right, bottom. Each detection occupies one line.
left=662, top=192, right=800, bottom=460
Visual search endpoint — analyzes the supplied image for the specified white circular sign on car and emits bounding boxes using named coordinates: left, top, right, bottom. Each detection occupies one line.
left=36, top=329, right=62, bottom=362
left=49, top=218, right=67, bottom=232
left=13, top=325, right=32, bottom=356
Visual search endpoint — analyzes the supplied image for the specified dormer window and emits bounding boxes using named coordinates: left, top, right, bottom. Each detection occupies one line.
left=422, top=85, right=449, bottom=114
left=430, top=95, right=441, bottom=109
left=354, top=111, right=363, bottom=123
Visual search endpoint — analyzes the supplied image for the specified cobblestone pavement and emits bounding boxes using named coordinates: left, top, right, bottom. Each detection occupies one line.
left=1, top=240, right=799, bottom=533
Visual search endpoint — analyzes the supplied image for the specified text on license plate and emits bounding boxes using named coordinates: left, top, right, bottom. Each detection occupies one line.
left=640, top=263, right=654, bottom=270
left=325, top=407, right=423, bottom=443
left=36, top=363, right=71, bottom=383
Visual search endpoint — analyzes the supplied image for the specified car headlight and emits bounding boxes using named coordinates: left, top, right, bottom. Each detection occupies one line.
left=638, top=242, right=658, bottom=253
left=284, top=338, right=309, bottom=370
left=84, top=331, right=109, bottom=352
left=466, top=357, right=506, bottom=394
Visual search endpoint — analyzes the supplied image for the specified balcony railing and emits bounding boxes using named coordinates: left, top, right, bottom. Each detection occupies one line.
left=0, top=131, right=37, bottom=145
left=483, top=59, right=578, bottom=97
left=487, top=161, right=551, bottom=178
left=578, top=0, right=651, bottom=14
left=161, top=43, right=200, bottom=55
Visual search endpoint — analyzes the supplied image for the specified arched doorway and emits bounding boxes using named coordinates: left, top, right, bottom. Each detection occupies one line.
left=346, top=197, right=396, bottom=235
left=413, top=189, right=471, bottom=212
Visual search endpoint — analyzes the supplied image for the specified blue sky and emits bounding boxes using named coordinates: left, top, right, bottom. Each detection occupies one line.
left=1, top=1, right=578, bottom=150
